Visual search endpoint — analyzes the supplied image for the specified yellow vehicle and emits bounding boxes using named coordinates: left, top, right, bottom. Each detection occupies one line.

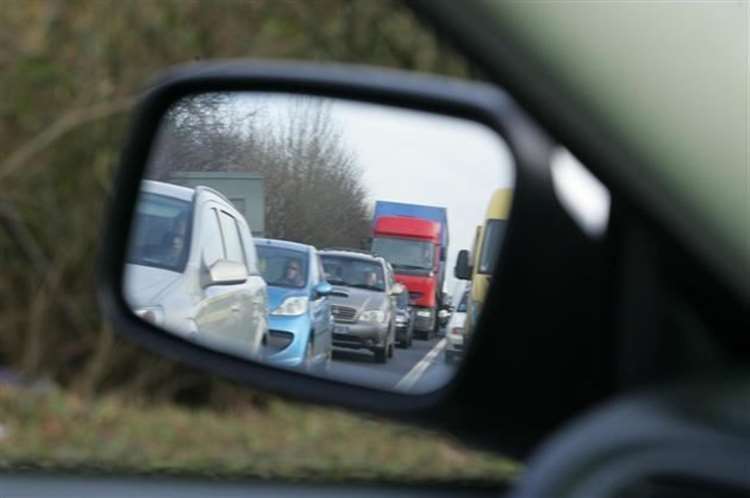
left=454, top=188, right=513, bottom=338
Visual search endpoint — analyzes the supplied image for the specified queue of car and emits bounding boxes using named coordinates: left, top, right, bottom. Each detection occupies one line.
left=125, top=180, right=432, bottom=372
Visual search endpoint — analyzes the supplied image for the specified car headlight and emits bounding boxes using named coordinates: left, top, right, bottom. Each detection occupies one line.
left=272, top=296, right=308, bottom=316
left=135, top=306, right=164, bottom=326
left=395, top=314, right=408, bottom=324
left=359, top=310, right=386, bottom=323
left=416, top=309, right=432, bottom=318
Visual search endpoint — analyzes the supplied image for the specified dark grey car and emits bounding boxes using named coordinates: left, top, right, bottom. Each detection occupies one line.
left=319, top=250, right=399, bottom=363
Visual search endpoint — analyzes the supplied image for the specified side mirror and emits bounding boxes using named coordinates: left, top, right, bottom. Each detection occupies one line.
left=103, top=62, right=539, bottom=454
left=204, top=260, right=248, bottom=287
left=454, top=249, right=472, bottom=280
left=314, top=281, right=333, bottom=298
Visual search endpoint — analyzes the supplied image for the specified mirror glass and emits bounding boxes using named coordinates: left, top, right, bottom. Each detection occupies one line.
left=123, top=92, right=515, bottom=393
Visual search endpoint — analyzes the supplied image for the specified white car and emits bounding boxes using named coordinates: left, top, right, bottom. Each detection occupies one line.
left=445, top=286, right=468, bottom=363
left=124, top=180, right=268, bottom=360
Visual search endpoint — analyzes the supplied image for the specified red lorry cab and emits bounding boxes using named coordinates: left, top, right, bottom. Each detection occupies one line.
left=372, top=215, right=441, bottom=312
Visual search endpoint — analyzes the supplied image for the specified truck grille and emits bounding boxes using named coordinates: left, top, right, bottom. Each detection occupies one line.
left=331, top=305, right=357, bottom=322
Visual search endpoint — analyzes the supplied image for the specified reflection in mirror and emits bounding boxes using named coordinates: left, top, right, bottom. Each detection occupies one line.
left=124, top=92, right=515, bottom=394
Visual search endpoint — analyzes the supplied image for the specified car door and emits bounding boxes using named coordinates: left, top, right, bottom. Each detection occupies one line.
left=236, top=217, right=267, bottom=359
left=193, top=203, right=241, bottom=351
left=217, top=209, right=259, bottom=354
left=309, top=253, right=332, bottom=361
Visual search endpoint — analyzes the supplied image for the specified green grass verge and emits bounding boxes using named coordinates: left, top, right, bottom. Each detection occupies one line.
left=0, top=387, right=519, bottom=484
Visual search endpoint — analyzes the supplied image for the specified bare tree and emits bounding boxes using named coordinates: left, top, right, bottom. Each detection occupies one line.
left=147, top=93, right=261, bottom=179
left=248, top=97, right=371, bottom=248
left=148, top=94, right=371, bottom=249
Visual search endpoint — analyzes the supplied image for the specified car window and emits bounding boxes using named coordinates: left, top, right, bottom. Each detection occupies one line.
left=256, top=245, right=309, bottom=289
left=219, top=211, right=246, bottom=266
left=307, top=252, right=318, bottom=284
left=387, top=265, right=396, bottom=289
left=321, top=255, right=386, bottom=292
left=202, top=207, right=225, bottom=266
left=317, top=255, right=326, bottom=284
left=483, top=1, right=748, bottom=283
left=478, top=219, right=506, bottom=275
left=126, top=193, right=192, bottom=272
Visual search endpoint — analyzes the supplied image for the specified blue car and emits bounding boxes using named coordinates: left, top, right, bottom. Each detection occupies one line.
left=255, top=238, right=333, bottom=371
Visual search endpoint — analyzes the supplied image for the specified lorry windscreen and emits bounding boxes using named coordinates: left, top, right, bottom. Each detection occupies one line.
left=478, top=219, right=506, bottom=275
left=371, top=238, right=434, bottom=272
left=127, top=193, right=192, bottom=272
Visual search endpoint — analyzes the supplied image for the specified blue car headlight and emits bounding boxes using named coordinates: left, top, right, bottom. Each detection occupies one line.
left=272, top=296, right=308, bottom=316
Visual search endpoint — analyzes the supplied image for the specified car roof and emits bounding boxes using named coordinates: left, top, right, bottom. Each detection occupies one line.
left=319, top=249, right=383, bottom=264
left=140, top=179, right=194, bottom=202
left=254, top=238, right=313, bottom=253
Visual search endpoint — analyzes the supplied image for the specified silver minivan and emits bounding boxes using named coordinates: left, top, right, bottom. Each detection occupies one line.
left=124, top=180, right=268, bottom=360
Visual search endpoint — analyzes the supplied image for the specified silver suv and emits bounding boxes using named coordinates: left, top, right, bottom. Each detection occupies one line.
left=124, top=180, right=268, bottom=360
left=319, top=249, right=400, bottom=363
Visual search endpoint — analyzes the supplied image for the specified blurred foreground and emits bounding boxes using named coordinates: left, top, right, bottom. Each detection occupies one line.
left=0, top=386, right=518, bottom=484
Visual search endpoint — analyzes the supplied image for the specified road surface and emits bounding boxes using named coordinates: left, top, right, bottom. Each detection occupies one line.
left=326, top=333, right=458, bottom=394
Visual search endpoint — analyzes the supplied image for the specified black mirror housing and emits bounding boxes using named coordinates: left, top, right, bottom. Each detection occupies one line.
left=99, top=60, right=615, bottom=460
left=454, top=249, right=472, bottom=280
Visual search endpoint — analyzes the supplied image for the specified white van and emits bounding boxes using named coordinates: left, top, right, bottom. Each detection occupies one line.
left=124, top=180, right=268, bottom=360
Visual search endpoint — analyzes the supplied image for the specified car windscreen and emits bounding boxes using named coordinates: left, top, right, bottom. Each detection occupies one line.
left=127, top=192, right=192, bottom=272
left=371, top=237, right=434, bottom=272
left=478, top=219, right=506, bottom=275
left=256, top=245, right=309, bottom=289
left=321, top=255, right=385, bottom=292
